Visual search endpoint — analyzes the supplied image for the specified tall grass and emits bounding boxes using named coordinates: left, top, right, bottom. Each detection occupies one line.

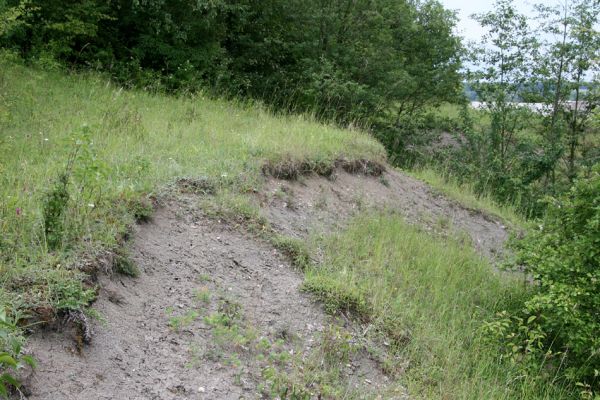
left=304, top=212, right=572, bottom=399
left=406, top=168, right=525, bottom=227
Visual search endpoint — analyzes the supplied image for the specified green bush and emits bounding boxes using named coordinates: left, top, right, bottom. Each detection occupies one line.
left=507, top=164, right=600, bottom=389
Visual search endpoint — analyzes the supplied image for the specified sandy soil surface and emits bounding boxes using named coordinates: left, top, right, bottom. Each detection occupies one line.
left=261, top=169, right=508, bottom=260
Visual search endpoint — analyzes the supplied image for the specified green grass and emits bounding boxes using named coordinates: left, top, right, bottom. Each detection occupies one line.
left=406, top=167, right=525, bottom=227
left=0, top=57, right=385, bottom=348
left=303, top=212, right=571, bottom=399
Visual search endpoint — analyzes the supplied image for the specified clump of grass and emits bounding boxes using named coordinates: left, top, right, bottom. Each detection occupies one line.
left=168, top=310, right=200, bottom=332
left=124, top=196, right=154, bottom=223
left=193, top=287, right=211, bottom=304
left=271, top=235, right=312, bottom=271
left=113, top=249, right=139, bottom=277
left=304, top=211, right=568, bottom=399
left=175, top=176, right=216, bottom=195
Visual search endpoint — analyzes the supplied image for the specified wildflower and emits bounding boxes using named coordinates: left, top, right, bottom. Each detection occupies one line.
left=16, top=207, right=22, bottom=216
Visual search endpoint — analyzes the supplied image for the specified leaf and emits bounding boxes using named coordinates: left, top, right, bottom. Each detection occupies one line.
left=21, top=355, right=36, bottom=368
left=0, top=373, right=19, bottom=388
left=0, top=354, right=17, bottom=368
left=526, top=315, right=536, bottom=324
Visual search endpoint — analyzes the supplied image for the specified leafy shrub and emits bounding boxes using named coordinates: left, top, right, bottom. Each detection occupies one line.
left=0, top=309, right=35, bottom=398
left=503, top=164, right=600, bottom=389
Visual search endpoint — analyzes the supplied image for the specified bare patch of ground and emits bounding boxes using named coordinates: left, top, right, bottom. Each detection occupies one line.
left=20, top=196, right=396, bottom=399
left=260, top=169, right=508, bottom=260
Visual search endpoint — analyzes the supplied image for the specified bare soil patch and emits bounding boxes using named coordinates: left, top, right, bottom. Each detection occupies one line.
left=260, top=169, right=508, bottom=260
left=20, top=196, right=393, bottom=399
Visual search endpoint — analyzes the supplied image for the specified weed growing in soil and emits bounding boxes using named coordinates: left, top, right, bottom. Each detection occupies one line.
left=169, top=310, right=200, bottom=332
left=271, top=235, right=312, bottom=271
left=0, top=310, right=36, bottom=398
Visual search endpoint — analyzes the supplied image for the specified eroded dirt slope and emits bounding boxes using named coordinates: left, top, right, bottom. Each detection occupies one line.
left=261, top=169, right=508, bottom=260
left=21, top=196, right=393, bottom=400
left=20, top=167, right=509, bottom=400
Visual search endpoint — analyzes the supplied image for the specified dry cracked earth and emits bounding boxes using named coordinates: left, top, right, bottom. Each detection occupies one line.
left=17, top=168, right=510, bottom=400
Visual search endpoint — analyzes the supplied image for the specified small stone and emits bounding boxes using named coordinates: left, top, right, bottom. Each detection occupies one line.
left=198, top=387, right=205, bottom=393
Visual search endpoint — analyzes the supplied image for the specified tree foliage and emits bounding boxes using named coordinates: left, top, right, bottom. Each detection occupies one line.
left=433, top=0, right=600, bottom=217
left=508, top=165, right=600, bottom=389
left=0, top=0, right=463, bottom=126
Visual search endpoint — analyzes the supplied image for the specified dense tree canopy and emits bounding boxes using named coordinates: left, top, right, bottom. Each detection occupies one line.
left=0, top=0, right=463, bottom=124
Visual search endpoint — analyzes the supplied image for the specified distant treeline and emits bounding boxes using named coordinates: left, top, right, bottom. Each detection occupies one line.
left=0, top=0, right=462, bottom=125
left=464, top=82, right=594, bottom=102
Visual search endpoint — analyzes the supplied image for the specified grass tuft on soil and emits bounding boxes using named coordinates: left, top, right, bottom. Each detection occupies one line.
left=0, top=59, right=385, bottom=350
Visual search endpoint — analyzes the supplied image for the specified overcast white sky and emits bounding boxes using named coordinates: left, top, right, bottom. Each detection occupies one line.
left=439, top=0, right=538, bottom=43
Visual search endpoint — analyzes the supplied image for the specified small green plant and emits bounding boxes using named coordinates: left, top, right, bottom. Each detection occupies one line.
left=43, top=173, right=70, bottom=250
left=0, top=310, right=36, bottom=398
left=169, top=310, right=199, bottom=332
left=193, top=287, right=211, bottom=304
left=113, top=250, right=139, bottom=277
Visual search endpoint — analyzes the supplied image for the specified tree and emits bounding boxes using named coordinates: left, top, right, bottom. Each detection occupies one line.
left=467, top=0, right=541, bottom=206
left=534, top=0, right=600, bottom=184
left=0, top=0, right=27, bottom=38
left=510, top=164, right=600, bottom=389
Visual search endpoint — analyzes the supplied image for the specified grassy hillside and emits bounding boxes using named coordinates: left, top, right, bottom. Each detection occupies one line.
left=0, top=58, right=385, bottom=349
left=0, top=60, right=574, bottom=399
left=303, top=213, right=568, bottom=399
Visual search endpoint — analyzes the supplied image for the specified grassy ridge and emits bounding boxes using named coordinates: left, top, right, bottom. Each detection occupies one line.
left=406, top=168, right=525, bottom=227
left=0, top=60, right=573, bottom=398
left=0, top=59, right=385, bottom=340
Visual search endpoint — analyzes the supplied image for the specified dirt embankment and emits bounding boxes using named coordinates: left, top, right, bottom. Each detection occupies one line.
left=261, top=169, right=508, bottom=260
left=18, top=167, right=508, bottom=400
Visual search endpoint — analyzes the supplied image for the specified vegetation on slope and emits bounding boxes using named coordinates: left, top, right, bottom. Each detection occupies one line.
left=302, top=212, right=572, bottom=399
left=0, top=57, right=385, bottom=377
